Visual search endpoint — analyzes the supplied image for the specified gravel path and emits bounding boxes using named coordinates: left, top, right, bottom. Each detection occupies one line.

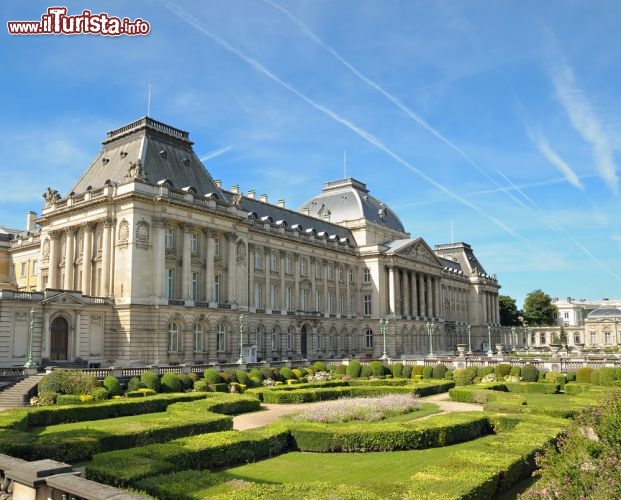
left=232, top=392, right=483, bottom=431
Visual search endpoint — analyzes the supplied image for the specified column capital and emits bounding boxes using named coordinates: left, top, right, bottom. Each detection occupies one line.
left=227, top=232, right=237, bottom=242
left=152, top=217, right=169, bottom=228
left=101, top=216, right=115, bottom=227
left=48, top=230, right=61, bottom=240
left=81, top=221, right=94, bottom=233
left=65, top=226, right=77, bottom=235
left=182, top=223, right=194, bottom=233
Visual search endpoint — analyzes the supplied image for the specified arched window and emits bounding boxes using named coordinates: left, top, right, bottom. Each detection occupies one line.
left=194, top=323, right=204, bottom=352
left=168, top=322, right=179, bottom=352
left=216, top=324, right=226, bottom=352
left=365, top=328, right=374, bottom=349
left=271, top=326, right=279, bottom=351
left=574, top=332, right=581, bottom=344
left=540, top=332, right=546, bottom=345
left=256, top=327, right=264, bottom=350
left=287, top=327, right=294, bottom=351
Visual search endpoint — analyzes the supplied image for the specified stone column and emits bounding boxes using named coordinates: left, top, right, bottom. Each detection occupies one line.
left=403, top=270, right=410, bottom=317
left=426, top=274, right=433, bottom=318
left=101, top=217, right=113, bottom=297
left=248, top=244, right=255, bottom=308
left=280, top=251, right=286, bottom=311
left=47, top=231, right=60, bottom=289
left=388, top=266, right=396, bottom=317
left=334, top=263, right=340, bottom=316
left=153, top=218, right=167, bottom=301
left=227, top=233, right=237, bottom=303
left=435, top=277, right=442, bottom=318
left=345, top=266, right=351, bottom=317
left=181, top=224, right=192, bottom=301
left=265, top=248, right=271, bottom=309
left=204, top=229, right=215, bottom=303
left=418, top=273, right=425, bottom=319
left=294, top=255, right=300, bottom=310
left=322, top=260, right=328, bottom=315
left=412, top=271, right=418, bottom=317
left=81, top=223, right=93, bottom=295
left=310, top=258, right=316, bottom=309
left=63, top=227, right=76, bottom=290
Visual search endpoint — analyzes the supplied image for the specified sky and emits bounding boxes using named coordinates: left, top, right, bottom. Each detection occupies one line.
left=1, top=1, right=621, bottom=308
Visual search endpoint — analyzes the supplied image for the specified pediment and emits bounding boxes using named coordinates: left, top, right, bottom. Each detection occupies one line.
left=41, top=291, right=86, bottom=306
left=392, top=239, right=442, bottom=266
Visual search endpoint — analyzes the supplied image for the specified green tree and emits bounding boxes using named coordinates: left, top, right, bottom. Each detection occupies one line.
left=499, top=295, right=522, bottom=326
left=522, top=289, right=557, bottom=326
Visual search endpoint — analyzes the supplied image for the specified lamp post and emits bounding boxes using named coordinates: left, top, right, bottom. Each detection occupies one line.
left=487, top=324, right=493, bottom=357
left=379, top=318, right=389, bottom=361
left=467, top=323, right=472, bottom=355
left=24, top=308, right=37, bottom=370
left=527, top=327, right=532, bottom=354
left=427, top=320, right=435, bottom=357
left=511, top=326, right=516, bottom=351
left=237, top=314, right=245, bottom=364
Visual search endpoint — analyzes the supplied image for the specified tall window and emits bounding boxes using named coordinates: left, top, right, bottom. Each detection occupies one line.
left=165, top=269, right=174, bottom=299
left=190, top=233, right=199, bottom=253
left=339, top=295, right=344, bottom=316
left=315, top=261, right=322, bottom=279
left=363, top=294, right=372, bottom=316
left=20, top=262, right=27, bottom=277
left=574, top=333, right=581, bottom=344
left=270, top=285, right=278, bottom=309
left=349, top=269, right=354, bottom=283
left=271, top=327, right=278, bottom=351
left=168, top=322, right=179, bottom=352
left=590, top=331, right=597, bottom=345
left=285, top=287, right=293, bottom=310
left=605, top=331, right=612, bottom=344
left=365, top=328, right=373, bottom=349
left=255, top=283, right=264, bottom=308
left=194, top=323, right=204, bottom=352
left=270, top=253, right=278, bottom=271
left=350, top=295, right=355, bottom=315
left=214, top=275, right=221, bottom=303
left=286, top=328, right=293, bottom=351
left=327, top=265, right=333, bottom=280
left=217, top=324, right=226, bottom=352
left=338, top=267, right=344, bottom=282
left=256, top=329, right=263, bottom=350
left=300, top=258, right=307, bottom=276
left=328, top=292, right=334, bottom=314
left=214, top=237, right=221, bottom=257
left=285, top=255, right=292, bottom=273
left=540, top=332, right=546, bottom=345
left=32, top=260, right=38, bottom=275
left=164, top=228, right=174, bottom=249
left=190, top=272, right=198, bottom=300
left=363, top=268, right=371, bottom=283
left=254, top=249, right=263, bottom=269
left=301, top=288, right=308, bottom=311
left=315, top=291, right=322, bottom=312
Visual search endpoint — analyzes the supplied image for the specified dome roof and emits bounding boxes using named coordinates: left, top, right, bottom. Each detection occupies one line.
left=587, top=306, right=621, bottom=319
left=298, top=178, right=406, bottom=234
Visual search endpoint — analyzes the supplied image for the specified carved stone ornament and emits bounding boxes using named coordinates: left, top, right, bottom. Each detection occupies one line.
left=118, top=219, right=130, bottom=243
left=42, top=187, right=61, bottom=205
left=136, top=220, right=150, bottom=245
left=232, top=192, right=243, bottom=208
left=237, top=241, right=246, bottom=259
left=42, top=239, right=50, bottom=258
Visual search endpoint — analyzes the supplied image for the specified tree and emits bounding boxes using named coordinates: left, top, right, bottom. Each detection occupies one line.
left=522, top=289, right=557, bottom=326
left=499, top=295, right=522, bottom=326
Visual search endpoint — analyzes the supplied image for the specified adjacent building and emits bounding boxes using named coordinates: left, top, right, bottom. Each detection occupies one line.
left=0, top=117, right=501, bottom=368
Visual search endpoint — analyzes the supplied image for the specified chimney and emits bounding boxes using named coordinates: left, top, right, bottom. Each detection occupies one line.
left=303, top=208, right=309, bottom=216
left=214, top=179, right=222, bottom=188
left=26, top=211, right=37, bottom=231
left=231, top=185, right=239, bottom=194
left=260, top=194, right=268, bottom=203
left=277, top=199, right=285, bottom=208
left=247, top=190, right=255, bottom=199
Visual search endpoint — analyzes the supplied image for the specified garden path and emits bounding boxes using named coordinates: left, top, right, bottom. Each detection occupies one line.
left=232, top=392, right=483, bottom=431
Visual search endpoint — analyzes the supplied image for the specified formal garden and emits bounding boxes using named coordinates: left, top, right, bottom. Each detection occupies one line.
left=0, top=360, right=619, bottom=499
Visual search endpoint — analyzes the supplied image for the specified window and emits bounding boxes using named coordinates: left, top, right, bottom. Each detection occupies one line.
left=605, top=331, right=612, bottom=345
left=590, top=331, right=597, bottom=345
left=214, top=275, right=221, bottom=303
left=365, top=328, right=373, bottom=348
left=190, top=272, right=198, bottom=300
left=254, top=249, right=263, bottom=269
left=285, top=287, right=293, bottom=310
left=270, top=284, right=278, bottom=309
left=164, top=228, right=174, bottom=249
left=271, top=328, right=278, bottom=351
left=214, top=237, right=221, bottom=257
left=270, top=253, right=278, bottom=272
left=339, top=294, right=344, bottom=316
left=317, top=331, right=322, bottom=350
left=20, top=262, right=27, bottom=277
left=286, top=328, right=293, bottom=351
left=350, top=295, right=355, bottom=315
left=315, top=290, right=321, bottom=312
left=327, top=265, right=333, bottom=280
left=194, top=323, right=204, bottom=352
left=168, top=323, right=179, bottom=352
left=315, top=261, right=322, bottom=279
left=190, top=233, right=199, bottom=253
left=363, top=294, right=372, bottom=316
left=255, top=283, right=264, bottom=308
left=285, top=255, right=292, bottom=274
left=328, top=292, right=334, bottom=314
left=349, top=269, right=354, bottom=283
left=574, top=333, right=581, bottom=344
left=32, top=261, right=38, bottom=275
left=256, top=329, right=263, bottom=350
left=300, top=258, right=307, bottom=276
left=338, top=267, right=344, bottom=282
left=217, top=324, right=226, bottom=352
left=530, top=332, right=536, bottom=345
left=540, top=332, right=546, bottom=345
left=363, top=268, right=371, bottom=283
left=165, top=269, right=174, bottom=299
left=301, top=288, right=308, bottom=311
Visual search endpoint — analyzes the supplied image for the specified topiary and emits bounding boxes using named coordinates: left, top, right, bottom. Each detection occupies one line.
left=249, top=368, right=264, bottom=381
left=445, top=370, right=454, bottom=380
left=369, top=360, right=385, bottom=377
left=432, top=364, right=448, bottom=379
left=412, top=365, right=424, bottom=377
left=280, top=366, right=295, bottom=380
left=188, top=372, right=198, bottom=384
left=292, top=368, right=304, bottom=380
left=598, top=367, right=617, bottom=386
left=37, top=391, right=58, bottom=406
left=221, top=370, right=237, bottom=383
left=249, top=376, right=262, bottom=387
left=346, top=360, right=362, bottom=378
left=56, top=394, right=81, bottom=405
left=39, top=369, right=98, bottom=396
left=89, top=387, right=109, bottom=401
left=360, top=364, right=373, bottom=378
left=509, top=366, right=521, bottom=377
left=313, top=361, right=327, bottom=372
left=590, top=369, right=600, bottom=385
left=392, top=362, right=404, bottom=378
left=177, top=373, right=192, bottom=390
left=193, top=380, right=209, bottom=392
left=477, top=366, right=493, bottom=378
left=103, top=376, right=122, bottom=396
left=141, top=371, right=160, bottom=392
left=576, top=367, right=594, bottom=383
left=204, top=368, right=221, bottom=384
left=494, top=364, right=512, bottom=379
left=521, top=363, right=539, bottom=382
left=261, top=367, right=274, bottom=380
left=565, top=371, right=576, bottom=382
left=422, top=366, right=433, bottom=379
left=127, top=377, right=143, bottom=392
left=402, top=365, right=413, bottom=378
left=160, top=372, right=182, bottom=393
left=334, top=364, right=347, bottom=375
left=235, top=370, right=251, bottom=386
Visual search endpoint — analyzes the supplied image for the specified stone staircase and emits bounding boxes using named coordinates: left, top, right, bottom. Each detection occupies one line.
left=0, top=375, right=44, bottom=408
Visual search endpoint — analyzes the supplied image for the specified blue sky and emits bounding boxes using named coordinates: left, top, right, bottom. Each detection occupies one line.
left=2, top=1, right=621, bottom=308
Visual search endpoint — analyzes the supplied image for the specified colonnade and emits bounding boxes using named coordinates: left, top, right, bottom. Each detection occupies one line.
left=386, top=266, right=442, bottom=319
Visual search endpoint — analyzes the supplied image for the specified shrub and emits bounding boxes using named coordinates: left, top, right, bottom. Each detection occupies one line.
left=292, top=369, right=304, bottom=380
left=160, top=372, right=182, bottom=393
left=402, top=365, right=413, bottom=378
left=141, top=371, right=160, bottom=392
left=392, top=362, right=404, bottom=378
left=249, top=376, right=262, bottom=388
left=103, top=376, right=122, bottom=397
left=445, top=370, right=454, bottom=380
left=193, top=380, right=209, bottom=392
left=346, top=360, right=362, bottom=378
left=313, top=361, right=327, bottom=372
left=177, top=373, right=192, bottom=390
left=432, top=364, right=448, bottom=379
left=235, top=370, right=251, bottom=386
left=261, top=367, right=274, bottom=380
left=56, top=394, right=82, bottom=405
left=89, top=387, right=109, bottom=402
left=219, top=370, right=236, bottom=384
left=566, top=371, right=576, bottom=382
left=187, top=372, right=198, bottom=384
left=39, top=369, right=99, bottom=396
left=590, top=369, right=600, bottom=385
left=477, top=366, right=494, bottom=378
left=509, top=366, right=521, bottom=377
left=576, top=367, right=594, bottom=383
left=360, top=365, right=373, bottom=378
left=494, top=364, right=511, bottom=379
left=369, top=360, right=385, bottom=377
left=453, top=368, right=477, bottom=386
left=204, top=368, right=221, bottom=385
left=422, top=366, right=433, bottom=379
left=334, top=364, right=347, bottom=376
left=521, top=364, right=539, bottom=382
left=38, top=391, right=58, bottom=406
left=598, top=367, right=618, bottom=386
left=412, top=365, right=424, bottom=377
left=280, top=367, right=294, bottom=380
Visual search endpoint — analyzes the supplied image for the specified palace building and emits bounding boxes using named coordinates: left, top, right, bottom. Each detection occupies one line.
left=0, top=117, right=500, bottom=368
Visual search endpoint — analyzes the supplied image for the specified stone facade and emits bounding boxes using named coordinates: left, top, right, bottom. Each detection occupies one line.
left=0, top=117, right=500, bottom=368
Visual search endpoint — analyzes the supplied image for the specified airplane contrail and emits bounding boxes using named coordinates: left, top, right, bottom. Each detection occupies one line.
left=200, top=145, right=233, bottom=162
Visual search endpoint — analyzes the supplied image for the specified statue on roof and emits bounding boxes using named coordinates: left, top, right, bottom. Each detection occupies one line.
left=378, top=203, right=388, bottom=221
left=232, top=192, right=243, bottom=208
left=125, top=159, right=146, bottom=181
left=42, top=187, right=61, bottom=205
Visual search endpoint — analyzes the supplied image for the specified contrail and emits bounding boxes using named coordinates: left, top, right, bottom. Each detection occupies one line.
left=200, top=145, right=233, bottom=162
left=159, top=0, right=518, bottom=237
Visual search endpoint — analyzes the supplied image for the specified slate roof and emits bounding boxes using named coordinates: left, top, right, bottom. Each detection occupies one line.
left=69, top=117, right=225, bottom=197
left=587, top=307, right=621, bottom=319
left=299, top=178, right=407, bottom=234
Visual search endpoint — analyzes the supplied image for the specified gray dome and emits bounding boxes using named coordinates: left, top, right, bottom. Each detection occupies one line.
left=299, top=178, right=406, bottom=233
left=587, top=307, right=621, bottom=319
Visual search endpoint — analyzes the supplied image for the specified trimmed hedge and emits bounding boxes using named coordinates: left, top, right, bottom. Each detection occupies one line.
left=345, top=360, right=361, bottom=378
left=576, top=367, right=594, bottom=383
left=504, top=382, right=560, bottom=394
left=521, top=364, right=539, bottom=382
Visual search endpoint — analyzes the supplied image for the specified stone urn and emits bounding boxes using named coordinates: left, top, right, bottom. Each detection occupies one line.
left=456, top=344, right=467, bottom=358
left=574, top=343, right=584, bottom=355
left=549, top=344, right=562, bottom=358
left=495, top=344, right=504, bottom=356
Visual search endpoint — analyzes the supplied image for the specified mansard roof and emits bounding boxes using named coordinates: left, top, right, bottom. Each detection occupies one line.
left=70, top=117, right=225, bottom=198
left=299, top=178, right=406, bottom=234
left=587, top=307, right=621, bottom=319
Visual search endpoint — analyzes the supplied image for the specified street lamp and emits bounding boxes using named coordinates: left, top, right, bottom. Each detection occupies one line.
left=24, top=308, right=37, bottom=370
left=467, top=323, right=472, bottom=355
left=237, top=314, right=245, bottom=364
left=379, top=318, right=389, bottom=361
left=487, top=324, right=493, bottom=357
left=427, top=320, right=435, bottom=357
left=527, top=327, right=532, bottom=354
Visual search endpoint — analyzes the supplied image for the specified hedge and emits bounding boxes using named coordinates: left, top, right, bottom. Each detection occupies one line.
left=503, top=382, right=560, bottom=394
